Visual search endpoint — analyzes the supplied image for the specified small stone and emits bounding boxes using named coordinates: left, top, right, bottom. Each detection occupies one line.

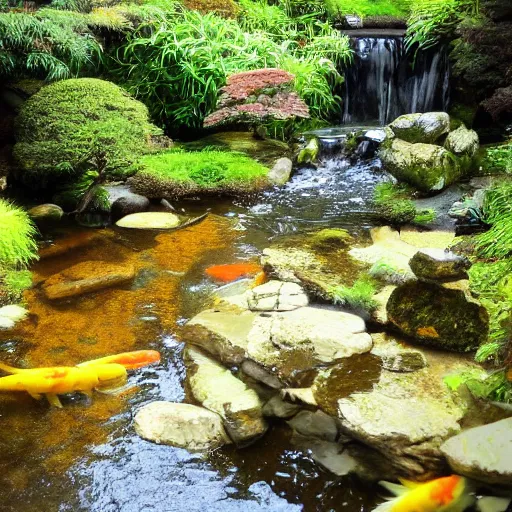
left=441, top=417, right=512, bottom=486
left=111, top=194, right=150, bottom=222
left=268, top=157, right=293, bottom=185
left=246, top=280, right=308, bottom=312
left=409, top=249, right=471, bottom=280
left=116, top=212, right=181, bottom=229
left=445, top=124, right=479, bottom=157
left=42, top=261, right=136, bottom=300
left=379, top=351, right=427, bottom=372
left=476, top=497, right=511, bottom=512
left=134, top=401, right=231, bottom=451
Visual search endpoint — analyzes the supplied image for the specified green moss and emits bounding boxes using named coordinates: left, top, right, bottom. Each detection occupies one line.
left=309, top=228, right=352, bottom=250
left=373, top=182, right=436, bottom=225
left=131, top=149, right=269, bottom=199
left=331, top=275, right=379, bottom=312
left=324, top=0, right=410, bottom=19
left=13, top=78, right=159, bottom=188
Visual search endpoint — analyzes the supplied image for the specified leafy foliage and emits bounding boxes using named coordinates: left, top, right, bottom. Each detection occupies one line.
left=13, top=78, right=159, bottom=187
left=112, top=7, right=351, bottom=133
left=0, top=9, right=101, bottom=80
left=182, top=0, right=239, bottom=18
left=0, top=200, right=38, bottom=270
left=405, top=0, right=480, bottom=51
left=482, top=142, right=512, bottom=174
left=475, top=182, right=512, bottom=259
left=325, top=0, right=410, bottom=21
left=131, top=148, right=269, bottom=198
left=331, top=275, right=379, bottom=312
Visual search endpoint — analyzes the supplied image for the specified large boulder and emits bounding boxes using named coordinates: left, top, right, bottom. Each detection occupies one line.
left=386, top=281, right=489, bottom=352
left=184, top=347, right=267, bottom=445
left=134, top=401, right=231, bottom=451
left=380, top=138, right=462, bottom=193
left=444, top=124, right=479, bottom=157
left=441, top=417, right=512, bottom=486
left=389, top=112, right=450, bottom=144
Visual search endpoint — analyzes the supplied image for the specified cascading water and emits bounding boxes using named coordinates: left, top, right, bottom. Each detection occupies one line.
left=342, top=35, right=450, bottom=125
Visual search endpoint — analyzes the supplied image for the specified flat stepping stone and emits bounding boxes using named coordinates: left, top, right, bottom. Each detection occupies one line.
left=116, top=212, right=180, bottom=229
left=134, top=401, right=231, bottom=451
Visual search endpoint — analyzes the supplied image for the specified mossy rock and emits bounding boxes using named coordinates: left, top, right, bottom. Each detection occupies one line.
left=13, top=78, right=159, bottom=188
left=380, top=139, right=463, bottom=193
left=386, top=281, right=489, bottom=352
left=389, top=112, right=450, bottom=144
left=309, top=228, right=353, bottom=250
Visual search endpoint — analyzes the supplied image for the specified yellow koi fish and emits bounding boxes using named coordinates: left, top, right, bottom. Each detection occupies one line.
left=0, top=362, right=127, bottom=408
left=373, top=475, right=474, bottom=512
left=78, top=350, right=161, bottom=370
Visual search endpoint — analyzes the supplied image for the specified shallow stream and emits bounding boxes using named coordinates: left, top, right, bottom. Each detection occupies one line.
left=0, top=155, right=388, bottom=511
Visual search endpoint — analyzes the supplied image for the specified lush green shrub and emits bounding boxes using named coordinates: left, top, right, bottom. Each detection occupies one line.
left=481, top=142, right=512, bottom=174
left=331, top=275, right=379, bottom=312
left=182, top=0, right=239, bottom=18
left=0, top=9, right=101, bottom=81
left=0, top=200, right=38, bottom=269
left=405, top=0, right=479, bottom=51
left=113, top=8, right=351, bottom=133
left=13, top=78, right=159, bottom=187
left=130, top=148, right=269, bottom=198
left=475, top=181, right=512, bottom=259
left=325, top=0, right=410, bottom=20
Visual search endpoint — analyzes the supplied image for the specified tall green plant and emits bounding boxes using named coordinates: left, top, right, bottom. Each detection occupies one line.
left=113, top=8, right=351, bottom=132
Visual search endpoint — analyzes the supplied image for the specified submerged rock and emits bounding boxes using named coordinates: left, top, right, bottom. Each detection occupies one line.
left=287, top=410, right=339, bottom=442
left=116, top=212, right=181, bottom=229
left=134, top=401, right=231, bottom=451
left=262, top=395, right=300, bottom=418
left=409, top=249, right=471, bottom=281
left=268, top=157, right=293, bottom=186
left=386, top=280, right=489, bottom=352
left=389, top=112, right=450, bottom=144
left=184, top=347, right=267, bottom=445
left=441, top=417, right=512, bottom=486
left=42, top=261, right=136, bottom=300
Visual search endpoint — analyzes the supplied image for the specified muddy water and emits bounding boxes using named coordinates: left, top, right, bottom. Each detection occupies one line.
left=0, top=159, right=385, bottom=511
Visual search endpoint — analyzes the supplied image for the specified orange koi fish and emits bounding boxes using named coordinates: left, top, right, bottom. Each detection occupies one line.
left=0, top=362, right=127, bottom=408
left=78, top=350, right=161, bottom=370
left=373, top=475, right=474, bottom=512
left=251, top=271, right=268, bottom=288
left=205, top=263, right=262, bottom=283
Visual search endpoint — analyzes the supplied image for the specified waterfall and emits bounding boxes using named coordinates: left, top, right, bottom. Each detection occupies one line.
left=342, top=36, right=450, bottom=125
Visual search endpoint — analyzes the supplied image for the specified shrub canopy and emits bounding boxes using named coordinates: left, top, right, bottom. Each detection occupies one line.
left=13, top=78, right=158, bottom=187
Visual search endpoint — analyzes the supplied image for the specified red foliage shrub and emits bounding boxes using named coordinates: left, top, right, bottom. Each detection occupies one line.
left=204, top=69, right=309, bottom=128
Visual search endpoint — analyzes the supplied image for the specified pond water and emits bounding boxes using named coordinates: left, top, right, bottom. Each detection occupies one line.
left=0, top=156, right=388, bottom=511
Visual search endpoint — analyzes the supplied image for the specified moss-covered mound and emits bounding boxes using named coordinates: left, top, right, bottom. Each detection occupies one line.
left=131, top=149, right=269, bottom=199
left=0, top=200, right=38, bottom=305
left=13, top=78, right=158, bottom=187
